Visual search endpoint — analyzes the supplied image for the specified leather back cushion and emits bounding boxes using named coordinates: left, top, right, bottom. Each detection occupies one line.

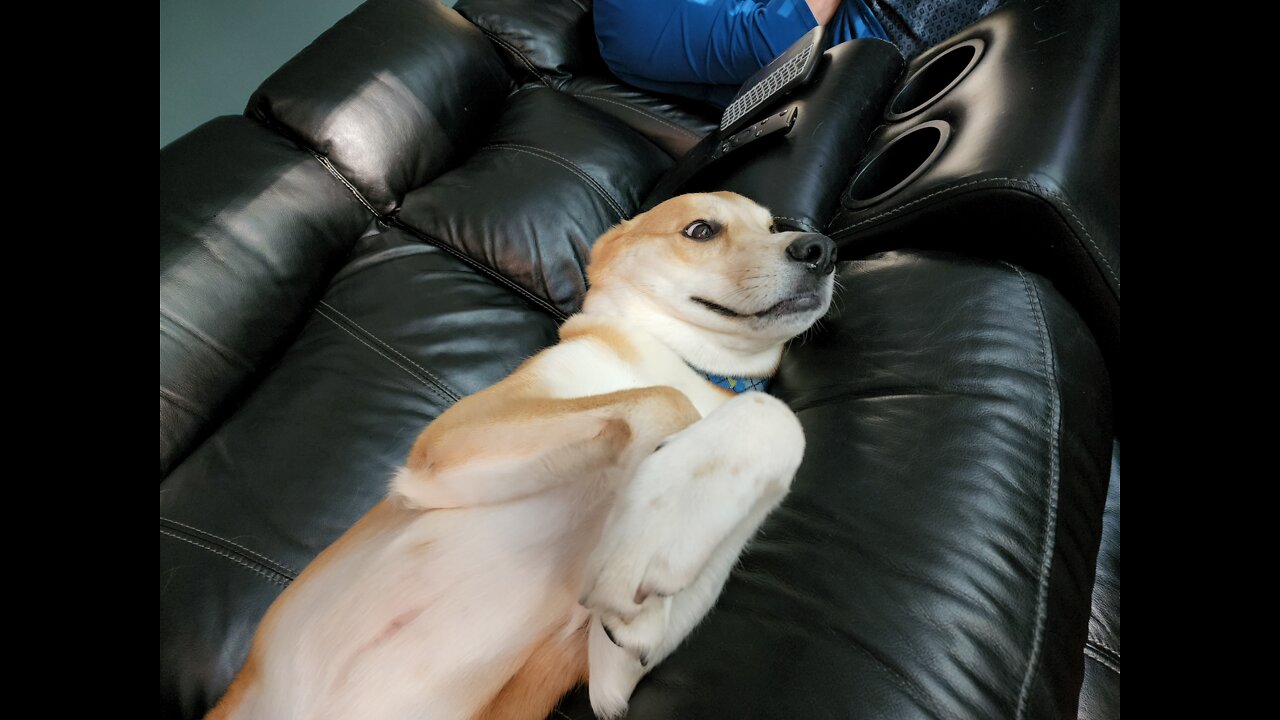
left=159, top=116, right=371, bottom=478
left=456, top=0, right=720, bottom=159
left=560, top=75, right=718, bottom=159
left=247, top=0, right=514, bottom=214
left=397, top=86, right=672, bottom=317
left=454, top=0, right=603, bottom=86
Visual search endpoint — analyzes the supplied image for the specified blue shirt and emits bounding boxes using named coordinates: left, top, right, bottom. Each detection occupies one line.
left=595, top=0, right=888, bottom=108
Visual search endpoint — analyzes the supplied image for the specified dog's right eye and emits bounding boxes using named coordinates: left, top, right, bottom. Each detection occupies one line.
left=682, top=220, right=719, bottom=241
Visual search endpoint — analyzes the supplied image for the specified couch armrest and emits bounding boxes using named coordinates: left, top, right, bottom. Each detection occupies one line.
left=828, top=0, right=1122, bottom=418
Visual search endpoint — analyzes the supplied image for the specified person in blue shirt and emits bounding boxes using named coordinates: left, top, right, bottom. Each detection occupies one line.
left=595, top=0, right=1003, bottom=108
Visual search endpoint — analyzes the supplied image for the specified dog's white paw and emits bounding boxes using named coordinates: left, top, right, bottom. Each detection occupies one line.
left=582, top=456, right=688, bottom=601
left=596, top=594, right=671, bottom=666
left=579, top=436, right=736, bottom=621
left=581, top=391, right=804, bottom=669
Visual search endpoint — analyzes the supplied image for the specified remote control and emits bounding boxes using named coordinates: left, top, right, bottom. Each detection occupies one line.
left=720, top=25, right=830, bottom=135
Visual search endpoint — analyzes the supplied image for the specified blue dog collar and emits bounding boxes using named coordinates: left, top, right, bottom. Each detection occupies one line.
left=690, top=365, right=772, bottom=393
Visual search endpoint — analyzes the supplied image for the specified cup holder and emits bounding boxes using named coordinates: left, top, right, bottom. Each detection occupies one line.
left=885, top=39, right=984, bottom=121
left=844, top=121, right=950, bottom=209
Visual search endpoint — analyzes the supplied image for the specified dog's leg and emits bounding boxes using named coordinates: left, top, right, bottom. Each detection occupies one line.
left=580, top=391, right=805, bottom=717
left=393, top=386, right=700, bottom=510
left=582, top=501, right=780, bottom=720
left=601, top=486, right=782, bottom=660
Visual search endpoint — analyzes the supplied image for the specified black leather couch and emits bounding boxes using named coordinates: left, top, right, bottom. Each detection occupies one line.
left=159, top=1, right=1120, bottom=717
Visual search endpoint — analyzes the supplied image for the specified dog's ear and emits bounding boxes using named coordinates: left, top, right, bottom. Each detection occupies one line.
left=585, top=218, right=636, bottom=286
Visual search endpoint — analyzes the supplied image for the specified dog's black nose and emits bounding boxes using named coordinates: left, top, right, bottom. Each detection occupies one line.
left=785, top=233, right=836, bottom=275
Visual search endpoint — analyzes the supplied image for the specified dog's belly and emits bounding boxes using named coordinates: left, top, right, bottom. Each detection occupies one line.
left=249, top=488, right=608, bottom=720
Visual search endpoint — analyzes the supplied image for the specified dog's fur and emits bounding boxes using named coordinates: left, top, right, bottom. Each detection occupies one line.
left=207, top=192, right=835, bottom=720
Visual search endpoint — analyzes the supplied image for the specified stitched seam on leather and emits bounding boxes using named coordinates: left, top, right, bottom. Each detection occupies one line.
left=1054, top=201, right=1117, bottom=291
left=828, top=177, right=1028, bottom=235
left=314, top=306, right=458, bottom=405
left=159, top=385, right=206, bottom=418
left=313, top=153, right=382, bottom=216
left=160, top=528, right=292, bottom=587
left=479, top=143, right=627, bottom=218
left=1010, top=265, right=1063, bottom=720
left=571, top=94, right=703, bottom=140
left=1087, top=636, right=1120, bottom=661
left=389, top=219, right=568, bottom=320
left=478, top=143, right=627, bottom=220
left=159, top=305, right=254, bottom=372
left=480, top=28, right=553, bottom=87
left=827, top=178, right=1120, bottom=293
left=317, top=300, right=461, bottom=401
left=1085, top=640, right=1120, bottom=665
left=773, top=215, right=821, bottom=233
left=506, top=143, right=629, bottom=220
left=240, top=110, right=382, bottom=220
left=159, top=517, right=299, bottom=575
left=1083, top=645, right=1120, bottom=674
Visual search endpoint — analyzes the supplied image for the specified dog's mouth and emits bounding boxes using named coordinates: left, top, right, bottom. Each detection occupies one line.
left=691, top=293, right=823, bottom=319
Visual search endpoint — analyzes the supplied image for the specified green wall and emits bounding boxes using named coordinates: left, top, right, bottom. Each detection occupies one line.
left=160, top=0, right=456, bottom=148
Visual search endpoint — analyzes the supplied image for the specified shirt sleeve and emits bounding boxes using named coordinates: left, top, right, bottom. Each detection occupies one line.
left=595, top=0, right=820, bottom=87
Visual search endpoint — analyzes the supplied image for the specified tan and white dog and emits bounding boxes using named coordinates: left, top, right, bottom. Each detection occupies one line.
left=208, top=191, right=837, bottom=720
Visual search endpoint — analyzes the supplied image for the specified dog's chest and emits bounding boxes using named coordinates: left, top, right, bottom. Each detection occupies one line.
left=534, top=337, right=729, bottom=416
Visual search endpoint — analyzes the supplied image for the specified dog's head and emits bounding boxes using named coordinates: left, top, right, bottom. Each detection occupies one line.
left=585, top=192, right=835, bottom=351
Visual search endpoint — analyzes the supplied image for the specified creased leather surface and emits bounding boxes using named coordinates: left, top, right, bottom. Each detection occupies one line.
left=1077, top=441, right=1119, bottom=719
left=398, top=85, right=672, bottom=317
left=560, top=75, right=719, bottom=158
left=159, top=116, right=370, bottom=478
left=455, top=0, right=603, bottom=86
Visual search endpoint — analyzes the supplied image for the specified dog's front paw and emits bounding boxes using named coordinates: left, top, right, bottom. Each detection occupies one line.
left=595, top=594, right=670, bottom=666
left=579, top=445, right=709, bottom=618
left=579, top=519, right=694, bottom=623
